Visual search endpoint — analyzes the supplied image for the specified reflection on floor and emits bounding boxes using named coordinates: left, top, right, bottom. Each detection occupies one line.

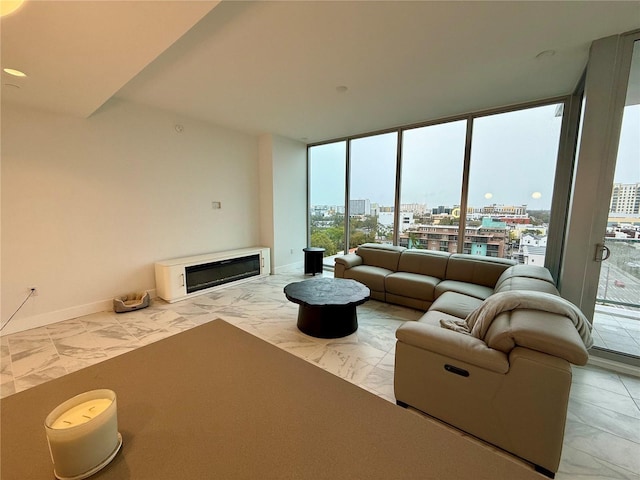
left=1, top=270, right=639, bottom=479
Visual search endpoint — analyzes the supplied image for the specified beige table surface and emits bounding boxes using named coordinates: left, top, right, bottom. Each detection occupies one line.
left=1, top=319, right=543, bottom=479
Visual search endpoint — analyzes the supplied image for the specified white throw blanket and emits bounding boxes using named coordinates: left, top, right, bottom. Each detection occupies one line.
left=440, top=291, right=593, bottom=349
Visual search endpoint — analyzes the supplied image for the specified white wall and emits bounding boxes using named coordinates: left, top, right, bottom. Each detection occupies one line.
left=272, top=135, right=307, bottom=272
left=258, top=134, right=307, bottom=273
left=258, top=135, right=275, bottom=269
left=1, top=100, right=260, bottom=334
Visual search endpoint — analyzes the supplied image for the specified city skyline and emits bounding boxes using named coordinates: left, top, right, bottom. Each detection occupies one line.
left=310, top=200, right=542, bottom=211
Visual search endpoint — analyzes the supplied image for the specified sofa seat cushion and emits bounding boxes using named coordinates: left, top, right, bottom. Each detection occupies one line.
left=342, top=265, right=392, bottom=293
left=429, top=291, right=483, bottom=319
left=406, top=312, right=509, bottom=373
left=494, top=276, right=559, bottom=295
left=435, top=280, right=494, bottom=300
left=385, top=272, right=440, bottom=301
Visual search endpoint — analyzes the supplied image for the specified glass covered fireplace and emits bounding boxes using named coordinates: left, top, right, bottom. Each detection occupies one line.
left=185, top=254, right=261, bottom=294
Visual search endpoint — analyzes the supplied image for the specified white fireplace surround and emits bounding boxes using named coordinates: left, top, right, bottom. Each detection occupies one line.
left=155, top=247, right=271, bottom=303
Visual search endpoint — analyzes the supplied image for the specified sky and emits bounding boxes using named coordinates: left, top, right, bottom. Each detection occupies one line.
left=614, top=104, right=640, bottom=184
left=310, top=103, right=640, bottom=211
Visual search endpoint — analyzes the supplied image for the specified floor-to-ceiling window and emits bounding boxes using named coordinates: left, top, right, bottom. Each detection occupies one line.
left=308, top=141, right=347, bottom=262
left=398, top=120, right=467, bottom=252
left=467, top=103, right=564, bottom=261
left=308, top=98, right=571, bottom=272
left=308, top=98, right=569, bottom=273
left=348, top=132, right=398, bottom=249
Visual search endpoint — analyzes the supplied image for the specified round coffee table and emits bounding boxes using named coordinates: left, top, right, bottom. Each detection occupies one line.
left=284, top=278, right=370, bottom=338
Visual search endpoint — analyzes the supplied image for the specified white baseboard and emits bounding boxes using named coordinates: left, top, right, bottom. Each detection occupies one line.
left=1, top=289, right=157, bottom=336
left=588, top=355, right=640, bottom=377
left=274, top=261, right=304, bottom=275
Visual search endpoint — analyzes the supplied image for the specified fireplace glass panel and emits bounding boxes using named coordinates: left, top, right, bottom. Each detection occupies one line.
left=186, top=254, right=261, bottom=293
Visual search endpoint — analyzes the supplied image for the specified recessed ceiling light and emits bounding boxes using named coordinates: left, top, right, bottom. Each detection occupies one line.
left=3, top=68, right=27, bottom=77
left=0, top=0, right=25, bottom=17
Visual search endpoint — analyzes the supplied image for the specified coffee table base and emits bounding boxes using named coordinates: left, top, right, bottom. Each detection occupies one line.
left=296, top=304, right=358, bottom=338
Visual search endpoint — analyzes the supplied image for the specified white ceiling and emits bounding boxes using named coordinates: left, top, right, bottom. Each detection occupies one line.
left=2, top=1, right=639, bottom=143
left=0, top=0, right=218, bottom=117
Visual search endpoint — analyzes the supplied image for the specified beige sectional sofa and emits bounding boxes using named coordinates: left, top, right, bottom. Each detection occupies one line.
left=334, top=243, right=592, bottom=478
left=335, top=243, right=516, bottom=308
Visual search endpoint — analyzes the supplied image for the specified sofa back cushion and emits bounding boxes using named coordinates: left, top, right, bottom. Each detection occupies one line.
left=445, top=254, right=515, bottom=288
left=356, top=243, right=405, bottom=271
left=493, top=265, right=558, bottom=295
left=495, top=265, right=555, bottom=290
left=494, top=277, right=559, bottom=295
left=397, top=249, right=450, bottom=278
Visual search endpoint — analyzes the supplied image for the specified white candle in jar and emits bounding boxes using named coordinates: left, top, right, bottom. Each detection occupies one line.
left=44, top=389, right=121, bottom=480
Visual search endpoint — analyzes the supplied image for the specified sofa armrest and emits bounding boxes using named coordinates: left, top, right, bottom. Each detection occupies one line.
left=334, top=254, right=363, bottom=269
left=396, top=322, right=509, bottom=374
left=334, top=254, right=362, bottom=278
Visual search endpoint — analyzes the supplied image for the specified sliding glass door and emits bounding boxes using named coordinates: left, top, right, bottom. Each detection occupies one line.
left=592, top=39, right=640, bottom=358
left=561, top=31, right=639, bottom=365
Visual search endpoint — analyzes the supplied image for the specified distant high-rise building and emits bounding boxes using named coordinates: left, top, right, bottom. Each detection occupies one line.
left=467, top=204, right=529, bottom=223
left=350, top=199, right=371, bottom=216
left=398, top=222, right=507, bottom=257
left=610, top=183, right=640, bottom=215
left=400, top=203, right=427, bottom=215
left=432, top=205, right=452, bottom=215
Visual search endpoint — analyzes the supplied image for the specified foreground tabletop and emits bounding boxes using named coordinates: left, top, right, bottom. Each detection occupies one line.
left=1, top=319, right=543, bottom=479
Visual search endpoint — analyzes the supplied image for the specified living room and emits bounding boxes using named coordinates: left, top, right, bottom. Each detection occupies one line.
left=1, top=1, right=639, bottom=479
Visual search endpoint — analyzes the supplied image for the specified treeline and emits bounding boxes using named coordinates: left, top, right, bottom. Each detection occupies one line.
left=310, top=214, right=379, bottom=255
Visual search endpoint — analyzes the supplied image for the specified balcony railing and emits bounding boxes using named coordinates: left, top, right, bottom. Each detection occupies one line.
left=596, top=237, right=640, bottom=310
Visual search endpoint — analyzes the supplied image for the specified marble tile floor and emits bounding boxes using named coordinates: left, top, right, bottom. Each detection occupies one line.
left=592, top=305, right=640, bottom=357
left=1, top=270, right=639, bottom=479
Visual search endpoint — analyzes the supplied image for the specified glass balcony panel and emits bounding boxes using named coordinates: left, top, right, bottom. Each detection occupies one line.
left=594, top=238, right=640, bottom=356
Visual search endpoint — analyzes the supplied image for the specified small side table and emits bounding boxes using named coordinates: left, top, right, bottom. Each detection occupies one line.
left=303, top=247, right=325, bottom=275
